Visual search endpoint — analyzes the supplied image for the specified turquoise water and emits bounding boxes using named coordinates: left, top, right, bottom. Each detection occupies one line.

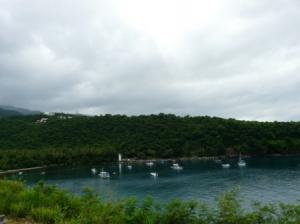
left=11, top=156, right=300, bottom=205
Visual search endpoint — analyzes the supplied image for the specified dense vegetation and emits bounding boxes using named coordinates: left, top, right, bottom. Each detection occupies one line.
left=1, top=114, right=300, bottom=169
left=0, top=179, right=299, bottom=224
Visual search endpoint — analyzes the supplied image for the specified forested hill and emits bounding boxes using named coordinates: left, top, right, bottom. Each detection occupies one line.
left=0, top=108, right=22, bottom=118
left=0, top=105, right=41, bottom=117
left=1, top=114, right=300, bottom=159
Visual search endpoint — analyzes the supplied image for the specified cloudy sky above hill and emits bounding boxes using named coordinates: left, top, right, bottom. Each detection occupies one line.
left=0, top=0, right=300, bottom=120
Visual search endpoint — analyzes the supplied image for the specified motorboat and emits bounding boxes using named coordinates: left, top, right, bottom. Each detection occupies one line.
left=221, top=163, right=230, bottom=168
left=127, top=165, right=133, bottom=170
left=99, top=171, right=110, bottom=178
left=215, top=159, right=222, bottom=164
left=150, top=172, right=158, bottom=177
left=146, top=161, right=154, bottom=166
left=171, top=163, right=183, bottom=170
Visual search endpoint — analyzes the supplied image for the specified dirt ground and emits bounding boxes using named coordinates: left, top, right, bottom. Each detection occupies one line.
left=6, top=218, right=36, bottom=224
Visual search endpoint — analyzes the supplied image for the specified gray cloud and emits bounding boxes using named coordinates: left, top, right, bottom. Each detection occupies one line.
left=0, top=0, right=300, bottom=121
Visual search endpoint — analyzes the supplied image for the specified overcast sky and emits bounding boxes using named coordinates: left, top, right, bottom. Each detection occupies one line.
left=0, top=0, right=300, bottom=121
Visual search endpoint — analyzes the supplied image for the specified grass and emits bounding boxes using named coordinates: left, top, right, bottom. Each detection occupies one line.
left=0, top=179, right=300, bottom=224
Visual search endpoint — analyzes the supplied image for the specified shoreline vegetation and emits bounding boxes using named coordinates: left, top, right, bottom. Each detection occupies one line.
left=0, top=156, right=223, bottom=175
left=0, top=166, right=48, bottom=176
left=1, top=113, right=300, bottom=170
left=2, top=153, right=299, bottom=176
left=0, top=179, right=300, bottom=224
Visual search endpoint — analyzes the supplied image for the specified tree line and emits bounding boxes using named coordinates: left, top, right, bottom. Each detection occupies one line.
left=1, top=114, right=300, bottom=169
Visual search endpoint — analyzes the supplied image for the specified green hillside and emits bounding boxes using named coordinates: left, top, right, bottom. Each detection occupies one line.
left=1, top=114, right=300, bottom=169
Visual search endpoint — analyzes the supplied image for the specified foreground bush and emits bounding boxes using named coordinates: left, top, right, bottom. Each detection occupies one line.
left=0, top=180, right=299, bottom=224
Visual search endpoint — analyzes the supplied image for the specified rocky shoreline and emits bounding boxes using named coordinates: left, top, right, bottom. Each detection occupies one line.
left=0, top=166, right=47, bottom=176
left=120, top=155, right=235, bottom=164
left=1, top=153, right=298, bottom=176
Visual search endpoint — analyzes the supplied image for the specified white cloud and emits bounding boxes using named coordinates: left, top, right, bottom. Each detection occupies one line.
left=0, top=0, right=300, bottom=121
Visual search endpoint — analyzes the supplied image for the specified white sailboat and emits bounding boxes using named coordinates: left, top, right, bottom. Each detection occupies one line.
left=238, top=153, right=246, bottom=167
left=91, top=168, right=97, bottom=174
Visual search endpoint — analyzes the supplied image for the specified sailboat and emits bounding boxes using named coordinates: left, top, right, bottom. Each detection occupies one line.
left=91, top=168, right=97, bottom=174
left=238, top=153, right=246, bottom=167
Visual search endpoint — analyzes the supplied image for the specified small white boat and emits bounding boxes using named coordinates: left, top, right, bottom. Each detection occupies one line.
left=18, top=171, right=23, bottom=175
left=215, top=159, right=222, bottom=164
left=171, top=163, right=183, bottom=170
left=222, top=163, right=230, bottom=168
left=40, top=171, right=46, bottom=175
left=127, top=165, right=133, bottom=170
left=238, top=160, right=246, bottom=167
left=146, top=162, right=154, bottom=166
left=99, top=171, right=110, bottom=179
left=150, top=172, right=158, bottom=177
left=91, top=168, right=97, bottom=174
left=238, top=153, right=246, bottom=167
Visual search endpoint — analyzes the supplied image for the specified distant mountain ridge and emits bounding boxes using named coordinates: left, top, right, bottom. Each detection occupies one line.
left=0, top=105, right=41, bottom=117
left=0, top=108, right=22, bottom=117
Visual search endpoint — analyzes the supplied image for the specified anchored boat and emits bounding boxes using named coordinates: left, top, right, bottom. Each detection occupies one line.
left=171, top=163, right=183, bottom=170
left=238, top=153, right=246, bottom=167
left=146, top=161, right=154, bottom=166
left=150, top=172, right=158, bottom=177
left=221, top=163, right=230, bottom=168
left=99, top=170, right=110, bottom=179
left=91, top=168, right=97, bottom=174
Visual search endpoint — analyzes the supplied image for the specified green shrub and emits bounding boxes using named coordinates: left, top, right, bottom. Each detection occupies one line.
left=9, top=201, right=29, bottom=217
left=163, top=199, right=197, bottom=224
left=0, top=179, right=300, bottom=224
left=31, top=207, right=62, bottom=224
left=216, top=189, right=244, bottom=223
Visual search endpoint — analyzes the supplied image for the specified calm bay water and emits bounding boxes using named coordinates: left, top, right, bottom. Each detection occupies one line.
left=10, top=156, right=300, bottom=205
